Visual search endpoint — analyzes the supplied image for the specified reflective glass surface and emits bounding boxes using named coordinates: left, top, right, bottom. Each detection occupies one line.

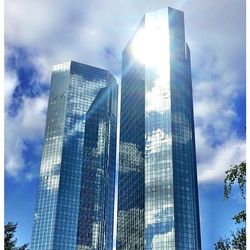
left=77, top=83, right=117, bottom=250
left=117, top=7, right=201, bottom=250
left=31, top=61, right=117, bottom=250
left=117, top=18, right=146, bottom=250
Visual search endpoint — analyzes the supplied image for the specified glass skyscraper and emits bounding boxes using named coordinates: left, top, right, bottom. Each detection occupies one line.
left=117, top=7, right=201, bottom=250
left=31, top=61, right=117, bottom=250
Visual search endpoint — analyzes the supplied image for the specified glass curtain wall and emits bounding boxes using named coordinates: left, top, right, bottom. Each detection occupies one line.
left=117, top=7, right=201, bottom=250
left=31, top=61, right=117, bottom=250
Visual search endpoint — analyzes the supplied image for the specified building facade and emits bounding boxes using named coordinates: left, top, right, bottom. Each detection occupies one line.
left=31, top=61, right=117, bottom=250
left=117, top=7, right=201, bottom=250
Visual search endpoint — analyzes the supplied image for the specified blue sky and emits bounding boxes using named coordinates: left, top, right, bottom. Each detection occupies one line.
left=4, top=0, right=246, bottom=249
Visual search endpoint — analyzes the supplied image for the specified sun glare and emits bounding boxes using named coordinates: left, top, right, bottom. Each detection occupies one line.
left=130, top=15, right=171, bottom=113
left=131, top=19, right=170, bottom=67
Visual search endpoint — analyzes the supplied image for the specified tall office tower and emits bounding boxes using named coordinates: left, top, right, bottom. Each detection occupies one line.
left=31, top=61, right=118, bottom=250
left=117, top=7, right=201, bottom=250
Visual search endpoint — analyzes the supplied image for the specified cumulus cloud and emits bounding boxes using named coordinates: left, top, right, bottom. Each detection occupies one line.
left=5, top=93, right=48, bottom=178
left=197, top=135, right=245, bottom=183
left=5, top=0, right=245, bottom=183
left=4, top=70, right=19, bottom=110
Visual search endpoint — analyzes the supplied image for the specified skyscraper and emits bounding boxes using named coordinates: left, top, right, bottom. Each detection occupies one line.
left=117, top=7, right=201, bottom=250
left=31, top=61, right=118, bottom=250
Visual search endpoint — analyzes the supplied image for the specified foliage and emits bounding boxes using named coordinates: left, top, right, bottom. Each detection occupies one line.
left=224, top=161, right=246, bottom=199
left=4, top=222, right=29, bottom=250
left=215, top=161, right=246, bottom=250
left=215, top=238, right=231, bottom=250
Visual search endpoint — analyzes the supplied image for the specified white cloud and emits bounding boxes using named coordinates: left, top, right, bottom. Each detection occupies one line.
left=193, top=78, right=238, bottom=141
left=5, top=94, right=48, bottom=178
left=4, top=70, right=19, bottom=110
left=4, top=133, right=26, bottom=177
left=18, top=95, right=48, bottom=139
left=197, top=136, right=246, bottom=183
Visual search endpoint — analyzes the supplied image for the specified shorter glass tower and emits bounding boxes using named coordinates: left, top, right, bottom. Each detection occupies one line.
left=31, top=61, right=117, bottom=250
